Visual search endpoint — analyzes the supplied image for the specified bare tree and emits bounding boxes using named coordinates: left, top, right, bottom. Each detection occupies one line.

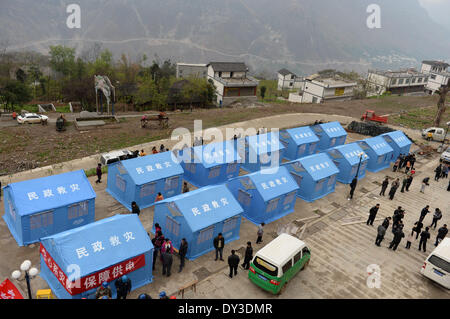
left=434, top=80, right=449, bottom=127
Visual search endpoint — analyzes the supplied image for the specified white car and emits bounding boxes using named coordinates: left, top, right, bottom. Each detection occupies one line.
left=441, top=146, right=450, bottom=164
left=17, top=113, right=49, bottom=124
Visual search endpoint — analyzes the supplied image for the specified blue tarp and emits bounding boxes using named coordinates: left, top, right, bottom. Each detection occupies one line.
left=326, top=143, right=370, bottom=184
left=153, top=185, right=243, bottom=259
left=178, top=140, right=242, bottom=187
left=381, top=131, right=412, bottom=161
left=283, top=153, right=339, bottom=202
left=311, top=121, right=347, bottom=151
left=40, top=214, right=153, bottom=299
left=3, top=170, right=96, bottom=246
left=226, top=166, right=299, bottom=225
left=106, top=151, right=184, bottom=211
left=280, top=126, right=320, bottom=160
left=357, top=136, right=394, bottom=173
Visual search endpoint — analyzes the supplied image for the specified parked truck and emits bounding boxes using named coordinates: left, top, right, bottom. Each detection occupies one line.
left=422, top=127, right=449, bottom=142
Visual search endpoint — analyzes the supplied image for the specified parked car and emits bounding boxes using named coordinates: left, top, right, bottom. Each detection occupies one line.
left=99, top=149, right=138, bottom=165
left=440, top=146, right=450, bottom=164
left=17, top=113, right=48, bottom=124
left=422, top=127, right=449, bottom=142
left=420, top=237, right=450, bottom=289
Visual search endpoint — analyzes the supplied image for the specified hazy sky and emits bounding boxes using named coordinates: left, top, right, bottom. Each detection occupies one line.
left=418, top=0, right=450, bottom=29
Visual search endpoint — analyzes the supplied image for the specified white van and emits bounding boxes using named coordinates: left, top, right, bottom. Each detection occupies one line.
left=420, top=237, right=450, bottom=289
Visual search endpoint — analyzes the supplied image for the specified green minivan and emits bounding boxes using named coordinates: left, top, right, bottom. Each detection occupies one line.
left=248, top=233, right=311, bottom=294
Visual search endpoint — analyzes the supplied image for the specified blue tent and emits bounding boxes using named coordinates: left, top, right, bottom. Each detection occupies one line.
left=279, top=126, right=320, bottom=160
left=39, top=214, right=153, bottom=299
left=177, top=140, right=241, bottom=188
left=2, top=170, right=96, bottom=247
left=238, top=132, right=285, bottom=172
left=325, top=143, right=370, bottom=184
left=381, top=131, right=412, bottom=161
left=153, top=184, right=243, bottom=260
left=282, top=153, right=340, bottom=202
left=106, top=151, right=184, bottom=211
left=310, top=121, right=347, bottom=151
left=226, top=166, right=299, bottom=225
left=356, top=136, right=394, bottom=172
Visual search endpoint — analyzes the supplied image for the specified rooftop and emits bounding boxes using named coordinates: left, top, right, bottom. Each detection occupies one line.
left=177, top=63, right=208, bottom=67
left=278, top=68, right=296, bottom=76
left=369, top=69, right=427, bottom=78
left=208, top=62, right=248, bottom=72
left=213, top=76, right=259, bottom=87
left=422, top=60, right=450, bottom=69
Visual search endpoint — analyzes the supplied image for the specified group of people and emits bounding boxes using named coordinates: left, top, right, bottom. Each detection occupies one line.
left=370, top=203, right=447, bottom=253
left=434, top=163, right=449, bottom=181
left=95, top=275, right=132, bottom=299
left=392, top=153, right=416, bottom=174
left=140, top=144, right=170, bottom=157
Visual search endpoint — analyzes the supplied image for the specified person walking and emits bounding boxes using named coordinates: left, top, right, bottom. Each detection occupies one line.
left=348, top=177, right=357, bottom=200
left=398, top=154, right=405, bottom=170
left=375, top=224, right=386, bottom=246
left=434, top=164, right=442, bottom=181
left=96, top=282, right=112, bottom=299
left=435, top=224, right=448, bottom=246
left=131, top=201, right=140, bottom=216
left=228, top=250, right=240, bottom=278
left=419, top=227, right=431, bottom=252
left=152, top=231, right=164, bottom=271
left=429, top=208, right=442, bottom=230
left=178, top=238, right=188, bottom=273
left=404, top=160, right=411, bottom=174
left=441, top=164, right=449, bottom=179
left=405, top=228, right=415, bottom=249
left=380, top=177, right=389, bottom=196
left=420, top=177, right=430, bottom=193
left=413, top=220, right=424, bottom=240
left=419, top=205, right=430, bottom=223
left=400, top=175, right=408, bottom=193
left=161, top=242, right=173, bottom=277
left=410, top=154, right=416, bottom=170
left=381, top=216, right=391, bottom=232
left=115, top=275, right=132, bottom=299
left=241, top=242, right=253, bottom=270
left=392, top=158, right=400, bottom=172
left=405, top=174, right=414, bottom=192
left=388, top=228, right=405, bottom=251
left=367, top=204, right=380, bottom=226
left=213, top=233, right=225, bottom=261
left=388, top=178, right=399, bottom=200
left=256, top=223, right=265, bottom=244
left=182, top=182, right=190, bottom=193
left=95, top=163, right=102, bottom=184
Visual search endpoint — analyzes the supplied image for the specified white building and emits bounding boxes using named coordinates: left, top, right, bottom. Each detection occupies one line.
left=277, top=68, right=304, bottom=91
left=206, top=62, right=259, bottom=106
left=420, top=61, right=450, bottom=94
left=366, top=69, right=428, bottom=96
left=300, top=75, right=357, bottom=104
left=176, top=63, right=208, bottom=79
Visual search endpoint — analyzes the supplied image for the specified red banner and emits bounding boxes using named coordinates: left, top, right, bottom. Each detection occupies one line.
left=0, top=279, right=24, bottom=299
left=40, top=243, right=146, bottom=295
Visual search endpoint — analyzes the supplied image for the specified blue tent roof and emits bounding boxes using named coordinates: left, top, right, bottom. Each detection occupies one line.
left=121, top=151, right=184, bottom=185
left=330, top=143, right=369, bottom=166
left=316, top=122, right=347, bottom=138
left=382, top=131, right=412, bottom=148
left=246, top=166, right=299, bottom=201
left=156, top=185, right=243, bottom=232
left=361, top=136, right=394, bottom=156
left=6, top=170, right=96, bottom=216
left=40, top=214, right=152, bottom=278
left=293, top=153, right=340, bottom=181
left=192, top=140, right=241, bottom=168
left=284, top=127, right=320, bottom=145
left=246, top=132, right=285, bottom=155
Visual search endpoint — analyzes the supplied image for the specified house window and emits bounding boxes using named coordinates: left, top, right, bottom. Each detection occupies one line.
left=266, top=198, right=280, bottom=213
left=412, top=78, right=416, bottom=83
left=230, top=72, right=234, bottom=78
left=283, top=191, right=297, bottom=205
left=297, top=144, right=306, bottom=157
left=141, top=182, right=156, bottom=198
left=327, top=175, right=336, bottom=188
left=309, top=143, right=317, bottom=153
left=30, top=210, right=54, bottom=230
left=405, top=79, right=410, bottom=84
left=68, top=201, right=89, bottom=220
left=116, top=174, right=126, bottom=192
left=226, top=162, right=238, bottom=174
left=398, top=79, right=404, bottom=85
left=165, top=176, right=179, bottom=190
left=418, top=78, right=423, bottom=83
left=289, top=82, right=294, bottom=87
left=431, top=74, right=436, bottom=80
left=165, top=215, right=180, bottom=237
left=238, top=189, right=252, bottom=206
left=377, top=155, right=384, bottom=164
left=329, top=138, right=336, bottom=147
left=223, top=216, right=239, bottom=233
left=350, top=165, right=358, bottom=176
left=208, top=166, right=221, bottom=179
left=8, top=200, right=16, bottom=221
left=197, top=226, right=214, bottom=244
left=315, top=179, right=325, bottom=192
left=391, top=79, right=397, bottom=85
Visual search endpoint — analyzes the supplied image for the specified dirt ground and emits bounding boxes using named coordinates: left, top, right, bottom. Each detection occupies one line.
left=0, top=95, right=443, bottom=175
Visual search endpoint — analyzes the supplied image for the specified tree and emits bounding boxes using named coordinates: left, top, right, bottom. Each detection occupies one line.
left=0, top=80, right=32, bottom=110
left=49, top=45, right=76, bottom=77
left=434, top=81, right=449, bottom=127
left=260, top=86, right=267, bottom=100
left=15, top=68, right=26, bottom=83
